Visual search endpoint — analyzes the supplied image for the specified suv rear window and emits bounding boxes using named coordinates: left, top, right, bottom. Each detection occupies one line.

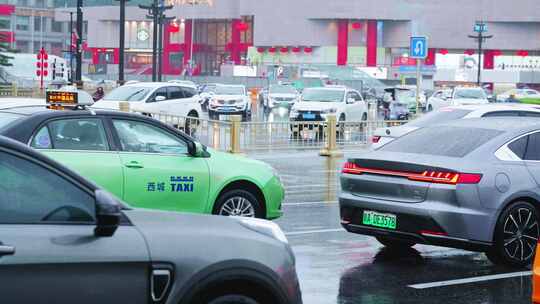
left=380, top=126, right=502, bottom=157
left=409, top=109, right=472, bottom=128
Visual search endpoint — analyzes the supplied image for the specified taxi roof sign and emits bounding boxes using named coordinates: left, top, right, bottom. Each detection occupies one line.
left=46, top=87, right=95, bottom=108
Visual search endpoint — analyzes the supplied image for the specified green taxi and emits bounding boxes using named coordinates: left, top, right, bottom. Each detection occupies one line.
left=0, top=95, right=284, bottom=219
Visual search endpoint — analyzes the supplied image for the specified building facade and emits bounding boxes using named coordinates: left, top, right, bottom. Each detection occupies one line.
left=46, top=0, right=540, bottom=79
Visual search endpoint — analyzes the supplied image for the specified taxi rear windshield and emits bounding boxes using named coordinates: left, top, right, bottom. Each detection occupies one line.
left=380, top=126, right=502, bottom=157
left=0, top=113, right=24, bottom=130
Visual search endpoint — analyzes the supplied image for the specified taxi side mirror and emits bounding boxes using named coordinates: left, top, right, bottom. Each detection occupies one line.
left=188, top=141, right=206, bottom=158
left=94, top=190, right=121, bottom=237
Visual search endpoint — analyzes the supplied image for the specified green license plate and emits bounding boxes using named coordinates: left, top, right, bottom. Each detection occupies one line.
left=362, top=210, right=397, bottom=230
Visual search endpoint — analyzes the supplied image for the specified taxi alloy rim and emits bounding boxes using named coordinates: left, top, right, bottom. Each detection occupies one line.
left=219, top=196, right=256, bottom=217
left=503, top=207, right=539, bottom=262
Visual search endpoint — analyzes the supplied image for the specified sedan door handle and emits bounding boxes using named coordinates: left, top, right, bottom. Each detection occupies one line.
left=0, top=244, right=15, bottom=256
left=125, top=161, right=144, bottom=169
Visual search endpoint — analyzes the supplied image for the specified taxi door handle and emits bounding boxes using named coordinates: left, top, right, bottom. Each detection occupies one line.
left=125, top=161, right=144, bottom=169
left=0, top=244, right=15, bottom=256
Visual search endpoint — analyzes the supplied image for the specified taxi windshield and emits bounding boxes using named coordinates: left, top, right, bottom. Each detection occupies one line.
left=302, top=88, right=344, bottom=103
left=215, top=86, right=245, bottom=95
left=103, top=86, right=151, bottom=102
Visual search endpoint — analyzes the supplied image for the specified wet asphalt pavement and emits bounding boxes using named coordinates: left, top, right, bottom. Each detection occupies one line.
left=250, top=149, right=533, bottom=304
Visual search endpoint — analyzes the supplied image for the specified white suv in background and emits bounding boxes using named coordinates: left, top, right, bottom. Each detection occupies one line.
left=94, top=82, right=202, bottom=119
left=208, top=84, right=252, bottom=120
left=427, top=87, right=489, bottom=111
left=289, top=86, right=368, bottom=123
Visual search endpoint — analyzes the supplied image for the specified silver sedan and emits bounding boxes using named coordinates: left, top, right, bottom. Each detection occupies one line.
left=341, top=118, right=540, bottom=267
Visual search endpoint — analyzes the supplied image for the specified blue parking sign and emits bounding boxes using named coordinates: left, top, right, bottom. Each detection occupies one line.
left=410, top=36, right=428, bottom=59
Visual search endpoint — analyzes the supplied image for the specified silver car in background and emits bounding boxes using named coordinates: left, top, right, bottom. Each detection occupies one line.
left=341, top=118, right=540, bottom=267
left=371, top=104, right=540, bottom=149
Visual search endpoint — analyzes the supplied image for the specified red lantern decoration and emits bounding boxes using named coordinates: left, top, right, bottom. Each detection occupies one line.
left=292, top=47, right=301, bottom=53
left=257, top=47, right=265, bottom=53
left=517, top=50, right=529, bottom=57
left=464, top=49, right=475, bottom=56
left=169, top=22, right=180, bottom=33
left=304, top=47, right=313, bottom=53
left=280, top=47, right=289, bottom=54
left=351, top=22, right=362, bottom=30
left=268, top=47, right=276, bottom=53
left=438, top=49, right=449, bottom=55
left=235, top=22, right=248, bottom=32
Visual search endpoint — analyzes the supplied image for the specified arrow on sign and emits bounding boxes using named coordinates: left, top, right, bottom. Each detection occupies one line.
left=414, top=40, right=424, bottom=56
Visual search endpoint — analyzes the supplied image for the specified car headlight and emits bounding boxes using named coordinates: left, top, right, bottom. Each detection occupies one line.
left=238, top=217, right=288, bottom=244
left=321, top=108, right=337, bottom=114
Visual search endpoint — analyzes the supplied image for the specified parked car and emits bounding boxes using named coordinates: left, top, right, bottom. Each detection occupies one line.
left=208, top=84, right=252, bottom=120
left=94, top=82, right=202, bottom=122
left=497, top=88, right=540, bottom=102
left=371, top=104, right=540, bottom=149
left=263, top=84, right=299, bottom=110
left=0, top=94, right=284, bottom=220
left=0, top=135, right=301, bottom=304
left=341, top=117, right=540, bottom=267
left=427, top=87, right=489, bottom=111
left=290, top=86, right=367, bottom=123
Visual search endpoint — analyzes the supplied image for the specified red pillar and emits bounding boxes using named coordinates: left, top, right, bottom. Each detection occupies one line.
left=163, top=23, right=172, bottom=74
left=231, top=19, right=241, bottom=65
left=113, top=48, right=120, bottom=65
left=183, top=20, right=193, bottom=67
left=92, top=48, right=100, bottom=65
left=366, top=20, right=377, bottom=67
left=337, top=20, right=349, bottom=66
left=483, top=50, right=495, bottom=70
left=425, top=48, right=436, bottom=66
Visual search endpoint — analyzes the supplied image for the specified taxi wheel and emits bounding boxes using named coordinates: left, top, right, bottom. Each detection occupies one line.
left=376, top=236, right=416, bottom=249
left=487, top=201, right=539, bottom=267
left=214, top=190, right=263, bottom=218
left=207, top=295, right=260, bottom=304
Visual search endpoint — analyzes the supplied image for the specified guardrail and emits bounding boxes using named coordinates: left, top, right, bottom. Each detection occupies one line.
left=126, top=106, right=408, bottom=155
left=0, top=85, right=39, bottom=98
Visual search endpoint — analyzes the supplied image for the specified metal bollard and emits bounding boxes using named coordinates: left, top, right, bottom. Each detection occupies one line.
left=119, top=101, right=130, bottom=112
left=229, top=115, right=242, bottom=154
left=319, top=114, right=343, bottom=157
left=11, top=83, right=17, bottom=97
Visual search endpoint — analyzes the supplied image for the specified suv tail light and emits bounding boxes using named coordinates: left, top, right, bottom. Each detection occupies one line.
left=371, top=136, right=381, bottom=143
left=342, top=162, right=482, bottom=185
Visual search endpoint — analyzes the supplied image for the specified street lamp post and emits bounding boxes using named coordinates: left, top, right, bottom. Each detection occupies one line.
left=75, top=0, right=83, bottom=86
left=468, top=21, right=493, bottom=86
left=139, top=1, right=172, bottom=81
left=115, top=0, right=129, bottom=84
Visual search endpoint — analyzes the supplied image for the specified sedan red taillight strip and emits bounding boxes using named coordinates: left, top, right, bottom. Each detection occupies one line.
left=342, top=162, right=482, bottom=185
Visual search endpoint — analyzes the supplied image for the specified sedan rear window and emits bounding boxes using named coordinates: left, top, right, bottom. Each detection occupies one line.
left=408, top=109, right=472, bottom=128
left=380, top=126, right=502, bottom=157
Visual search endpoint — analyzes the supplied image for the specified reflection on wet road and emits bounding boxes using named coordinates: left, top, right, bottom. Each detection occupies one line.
left=252, top=150, right=533, bottom=304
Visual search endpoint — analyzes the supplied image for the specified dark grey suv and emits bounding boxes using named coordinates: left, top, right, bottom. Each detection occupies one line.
left=0, top=136, right=301, bottom=304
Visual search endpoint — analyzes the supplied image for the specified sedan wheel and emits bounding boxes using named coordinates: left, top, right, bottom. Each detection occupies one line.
left=487, top=201, right=539, bottom=267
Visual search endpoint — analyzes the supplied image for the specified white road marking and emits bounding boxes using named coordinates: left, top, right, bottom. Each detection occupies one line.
left=284, top=184, right=335, bottom=189
left=285, top=228, right=345, bottom=236
left=282, top=201, right=338, bottom=206
left=408, top=271, right=532, bottom=289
